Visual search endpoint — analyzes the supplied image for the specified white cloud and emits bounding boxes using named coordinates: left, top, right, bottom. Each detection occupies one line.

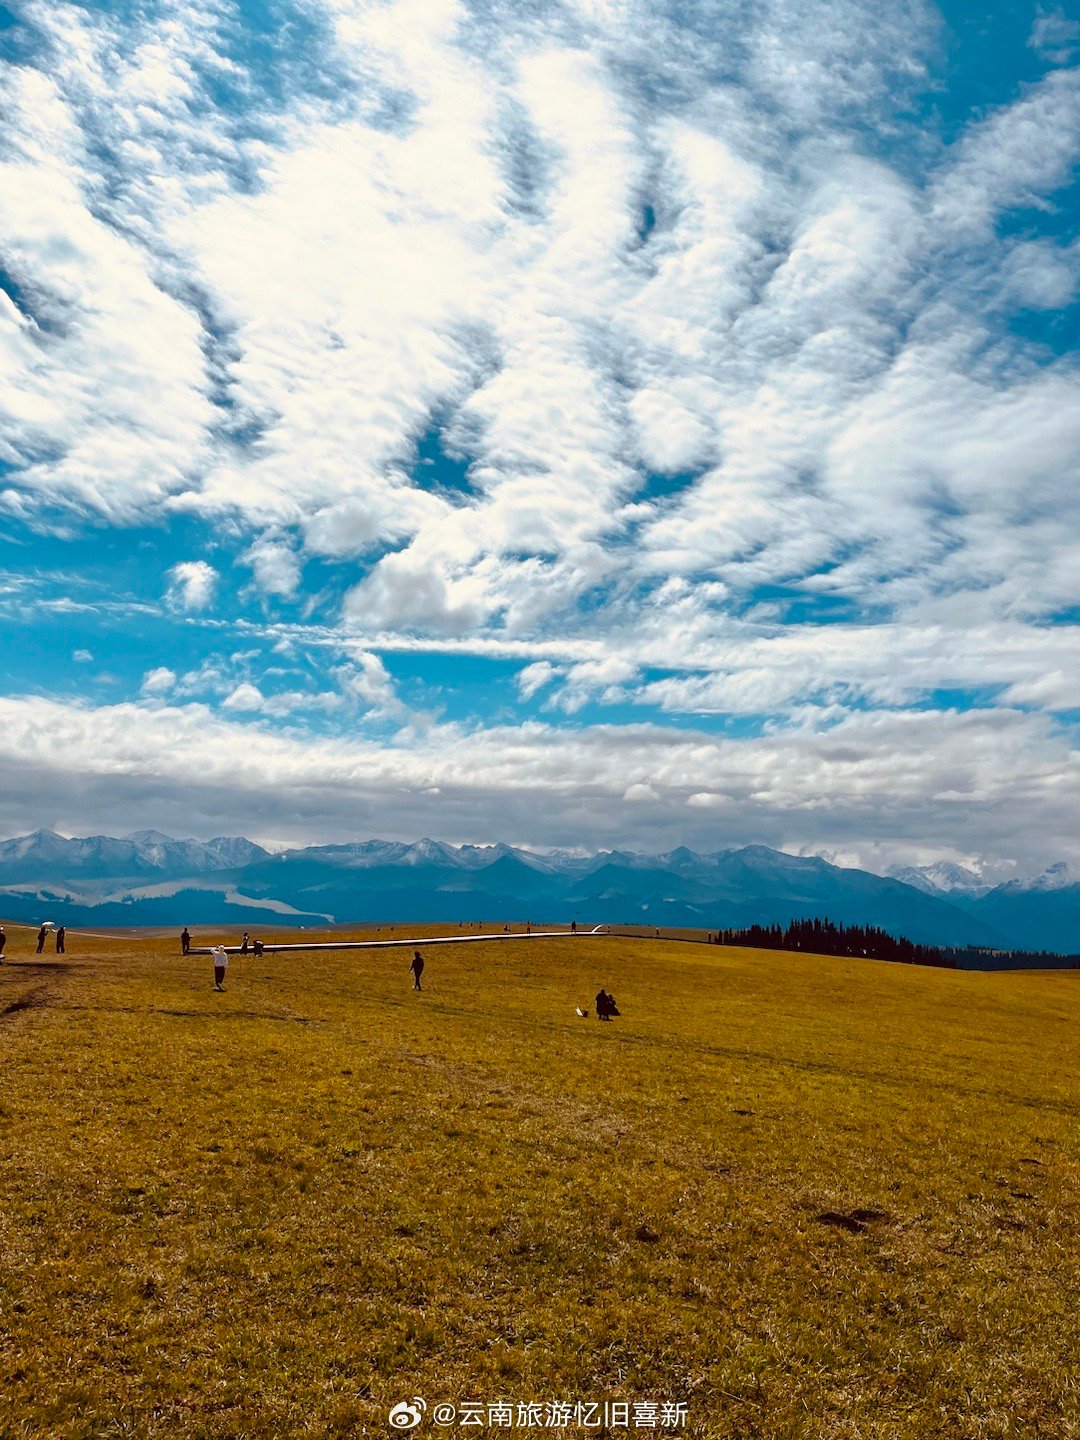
left=1029, top=7, right=1080, bottom=64
left=0, top=0, right=1078, bottom=870
left=995, top=237, right=1080, bottom=311
left=141, top=666, right=177, bottom=696
left=623, top=781, right=658, bottom=802
left=932, top=68, right=1080, bottom=235
left=517, top=661, right=558, bottom=700
left=242, top=534, right=302, bottom=599
left=3, top=0, right=1076, bottom=644
left=221, top=682, right=263, bottom=712
left=166, top=560, right=218, bottom=612
left=552, top=655, right=638, bottom=713
left=0, top=694, right=1075, bottom=872
left=335, top=651, right=402, bottom=716
left=0, top=46, right=215, bottom=522
left=343, top=546, right=491, bottom=633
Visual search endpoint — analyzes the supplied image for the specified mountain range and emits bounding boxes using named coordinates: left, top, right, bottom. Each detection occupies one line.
left=0, top=829, right=1076, bottom=954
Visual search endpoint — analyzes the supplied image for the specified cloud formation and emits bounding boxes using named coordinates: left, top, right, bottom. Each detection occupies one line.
left=0, top=0, right=1077, bottom=870
left=166, top=561, right=218, bottom=612
left=0, top=694, right=1075, bottom=873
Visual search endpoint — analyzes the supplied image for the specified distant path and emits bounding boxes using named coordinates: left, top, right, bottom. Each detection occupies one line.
left=187, top=926, right=607, bottom=956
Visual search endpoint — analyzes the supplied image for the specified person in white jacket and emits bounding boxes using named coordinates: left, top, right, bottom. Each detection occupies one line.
left=211, top=945, right=228, bottom=991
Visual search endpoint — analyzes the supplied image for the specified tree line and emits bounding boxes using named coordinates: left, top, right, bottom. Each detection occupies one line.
left=713, top=917, right=955, bottom=967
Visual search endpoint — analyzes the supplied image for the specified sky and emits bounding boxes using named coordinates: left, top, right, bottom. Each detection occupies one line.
left=0, top=0, right=1078, bottom=876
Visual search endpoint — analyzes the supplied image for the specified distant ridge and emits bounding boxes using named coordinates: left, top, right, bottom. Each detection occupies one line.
left=2, top=829, right=1074, bottom=951
left=0, top=828, right=269, bottom=880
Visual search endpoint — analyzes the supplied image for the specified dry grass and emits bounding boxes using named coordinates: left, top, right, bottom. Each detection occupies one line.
left=0, top=925, right=1076, bottom=1439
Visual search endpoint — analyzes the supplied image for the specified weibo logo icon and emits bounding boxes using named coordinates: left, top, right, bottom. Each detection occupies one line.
left=388, top=1398, right=427, bottom=1430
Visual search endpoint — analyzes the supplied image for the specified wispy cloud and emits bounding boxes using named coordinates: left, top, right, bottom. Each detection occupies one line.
left=0, top=0, right=1077, bottom=868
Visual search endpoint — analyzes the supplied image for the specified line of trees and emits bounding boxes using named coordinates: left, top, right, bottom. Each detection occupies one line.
left=714, top=917, right=956, bottom=967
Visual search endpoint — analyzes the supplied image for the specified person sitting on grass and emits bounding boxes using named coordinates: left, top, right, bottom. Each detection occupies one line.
left=253, top=938, right=264, bottom=957
left=211, top=945, right=228, bottom=991
left=595, top=988, right=621, bottom=1020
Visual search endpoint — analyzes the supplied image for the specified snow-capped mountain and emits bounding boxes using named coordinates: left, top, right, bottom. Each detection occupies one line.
left=995, top=860, right=1077, bottom=893
left=886, top=861, right=994, bottom=899
left=0, top=831, right=1075, bottom=953
left=0, top=829, right=269, bottom=883
left=882, top=857, right=1078, bottom=953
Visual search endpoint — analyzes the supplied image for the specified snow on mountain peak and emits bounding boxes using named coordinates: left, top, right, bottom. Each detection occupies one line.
left=1017, top=860, right=1077, bottom=893
left=886, top=861, right=992, bottom=899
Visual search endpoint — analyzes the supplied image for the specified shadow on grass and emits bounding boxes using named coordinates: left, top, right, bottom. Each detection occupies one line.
left=57, top=1000, right=323, bottom=1025
left=1, top=986, right=51, bottom=1020
left=0, top=961, right=78, bottom=971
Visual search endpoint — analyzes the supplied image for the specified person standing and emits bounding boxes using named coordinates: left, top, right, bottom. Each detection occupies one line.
left=55, top=925, right=66, bottom=954
left=36, top=924, right=48, bottom=954
left=240, top=931, right=250, bottom=954
left=211, top=945, right=228, bottom=991
left=410, top=950, right=425, bottom=991
left=0, top=925, right=6, bottom=962
left=180, top=927, right=191, bottom=955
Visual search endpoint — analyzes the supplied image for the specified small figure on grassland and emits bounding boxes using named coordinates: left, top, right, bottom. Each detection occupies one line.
left=36, top=924, right=48, bottom=954
left=596, top=989, right=621, bottom=1021
left=410, top=950, right=425, bottom=991
left=211, top=945, right=228, bottom=991
left=55, top=925, right=66, bottom=954
left=0, top=925, right=6, bottom=962
left=181, top=927, right=191, bottom=954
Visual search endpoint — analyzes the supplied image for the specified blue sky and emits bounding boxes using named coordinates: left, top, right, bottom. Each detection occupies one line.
left=0, top=0, right=1078, bottom=876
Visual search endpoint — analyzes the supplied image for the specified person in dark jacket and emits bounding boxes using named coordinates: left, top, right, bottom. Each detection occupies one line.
left=0, top=925, right=6, bottom=962
left=596, top=988, right=621, bottom=1020
left=55, top=925, right=66, bottom=954
left=181, top=927, right=191, bottom=955
left=240, top=931, right=250, bottom=954
left=36, top=924, right=48, bottom=954
left=410, top=950, right=425, bottom=991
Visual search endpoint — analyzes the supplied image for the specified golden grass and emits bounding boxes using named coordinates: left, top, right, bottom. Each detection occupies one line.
left=0, top=925, right=1076, bottom=1439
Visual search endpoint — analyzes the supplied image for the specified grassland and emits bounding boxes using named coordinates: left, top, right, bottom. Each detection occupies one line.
left=0, top=924, right=1076, bottom=1439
